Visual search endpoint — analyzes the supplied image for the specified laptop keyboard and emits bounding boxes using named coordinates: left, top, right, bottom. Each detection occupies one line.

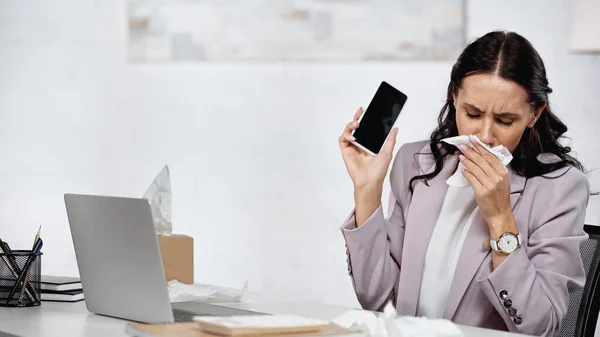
left=173, top=308, right=199, bottom=322
left=0, top=332, right=22, bottom=337
left=171, top=302, right=266, bottom=322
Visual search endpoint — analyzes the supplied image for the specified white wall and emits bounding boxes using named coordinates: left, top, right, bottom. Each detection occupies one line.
left=0, top=0, right=599, bottom=310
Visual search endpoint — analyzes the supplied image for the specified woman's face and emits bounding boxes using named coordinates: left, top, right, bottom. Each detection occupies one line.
left=453, top=73, right=544, bottom=153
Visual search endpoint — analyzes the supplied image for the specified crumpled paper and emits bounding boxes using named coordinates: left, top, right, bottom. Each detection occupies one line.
left=143, top=165, right=173, bottom=235
left=441, top=135, right=513, bottom=187
left=168, top=280, right=249, bottom=303
left=331, top=302, right=463, bottom=337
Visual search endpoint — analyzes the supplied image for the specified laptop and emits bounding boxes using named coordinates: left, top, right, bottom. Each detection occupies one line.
left=64, top=193, right=264, bottom=323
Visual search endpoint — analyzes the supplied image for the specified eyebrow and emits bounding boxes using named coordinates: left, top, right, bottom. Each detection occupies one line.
left=463, top=103, right=520, bottom=118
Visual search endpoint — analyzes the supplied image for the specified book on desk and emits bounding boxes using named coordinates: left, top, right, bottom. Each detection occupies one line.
left=41, top=275, right=82, bottom=291
left=40, top=275, right=84, bottom=302
left=41, top=288, right=84, bottom=302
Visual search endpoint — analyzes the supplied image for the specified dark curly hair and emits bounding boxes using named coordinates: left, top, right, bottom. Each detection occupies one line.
left=409, top=31, right=585, bottom=193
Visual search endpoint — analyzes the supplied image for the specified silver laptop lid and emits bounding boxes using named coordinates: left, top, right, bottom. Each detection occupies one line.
left=64, top=193, right=174, bottom=323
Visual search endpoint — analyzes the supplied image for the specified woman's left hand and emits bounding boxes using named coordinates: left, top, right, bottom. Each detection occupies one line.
left=459, top=136, right=514, bottom=236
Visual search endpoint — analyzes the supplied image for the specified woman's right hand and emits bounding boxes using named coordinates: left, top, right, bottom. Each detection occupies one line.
left=339, top=107, right=398, bottom=203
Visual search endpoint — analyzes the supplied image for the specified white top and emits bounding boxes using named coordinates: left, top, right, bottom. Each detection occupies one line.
left=416, top=169, right=479, bottom=318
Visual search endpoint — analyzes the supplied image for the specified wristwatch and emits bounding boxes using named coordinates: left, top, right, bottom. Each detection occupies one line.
left=489, top=232, right=521, bottom=254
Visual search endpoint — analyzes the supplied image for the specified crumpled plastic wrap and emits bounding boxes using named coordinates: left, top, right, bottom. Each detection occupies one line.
left=143, top=165, right=173, bottom=235
left=331, top=302, right=464, bottom=337
left=167, top=280, right=249, bottom=303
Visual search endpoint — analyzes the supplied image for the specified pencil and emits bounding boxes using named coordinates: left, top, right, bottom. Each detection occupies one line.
left=18, top=226, right=42, bottom=302
left=33, top=226, right=41, bottom=246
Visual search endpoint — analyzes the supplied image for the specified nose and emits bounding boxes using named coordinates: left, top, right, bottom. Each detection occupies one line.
left=476, top=121, right=495, bottom=147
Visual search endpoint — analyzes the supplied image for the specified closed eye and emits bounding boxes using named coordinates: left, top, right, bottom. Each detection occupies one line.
left=466, top=111, right=513, bottom=126
left=497, top=118, right=514, bottom=126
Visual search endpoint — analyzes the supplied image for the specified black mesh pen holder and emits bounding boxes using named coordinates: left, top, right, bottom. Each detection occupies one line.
left=0, top=250, right=42, bottom=307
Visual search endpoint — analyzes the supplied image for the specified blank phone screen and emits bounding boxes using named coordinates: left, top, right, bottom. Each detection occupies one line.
left=353, top=82, right=407, bottom=154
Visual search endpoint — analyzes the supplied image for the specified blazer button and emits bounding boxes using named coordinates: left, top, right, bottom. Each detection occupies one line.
left=499, top=289, right=509, bottom=300
left=508, top=308, right=517, bottom=317
left=513, top=316, right=522, bottom=325
left=503, top=299, right=512, bottom=308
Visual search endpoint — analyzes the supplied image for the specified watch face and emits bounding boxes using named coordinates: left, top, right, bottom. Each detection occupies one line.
left=498, top=233, right=519, bottom=253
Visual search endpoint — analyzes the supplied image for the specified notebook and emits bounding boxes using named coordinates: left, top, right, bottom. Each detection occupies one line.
left=40, top=275, right=82, bottom=292
left=41, top=289, right=84, bottom=302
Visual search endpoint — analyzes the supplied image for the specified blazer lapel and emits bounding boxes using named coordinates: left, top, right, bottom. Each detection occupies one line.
left=396, top=153, right=459, bottom=316
left=442, top=167, right=527, bottom=320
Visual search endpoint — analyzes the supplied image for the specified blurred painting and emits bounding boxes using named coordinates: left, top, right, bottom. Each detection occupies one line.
left=127, top=0, right=466, bottom=61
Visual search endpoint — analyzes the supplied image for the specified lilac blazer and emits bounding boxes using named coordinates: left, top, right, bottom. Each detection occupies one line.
left=341, top=140, right=590, bottom=337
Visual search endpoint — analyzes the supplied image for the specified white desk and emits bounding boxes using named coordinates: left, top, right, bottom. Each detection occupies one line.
left=0, top=300, right=532, bottom=337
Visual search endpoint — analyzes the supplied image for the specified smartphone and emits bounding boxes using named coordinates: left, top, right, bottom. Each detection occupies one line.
left=351, top=81, right=408, bottom=156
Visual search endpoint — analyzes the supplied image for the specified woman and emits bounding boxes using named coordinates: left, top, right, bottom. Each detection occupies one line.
left=338, top=30, right=590, bottom=337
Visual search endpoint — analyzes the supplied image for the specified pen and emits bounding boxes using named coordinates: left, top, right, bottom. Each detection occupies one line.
left=6, top=238, right=43, bottom=304
left=0, top=240, right=19, bottom=272
left=0, top=240, right=19, bottom=275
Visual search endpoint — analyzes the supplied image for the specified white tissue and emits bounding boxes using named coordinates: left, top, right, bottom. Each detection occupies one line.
left=167, top=280, right=249, bottom=303
left=143, top=165, right=173, bottom=235
left=441, top=135, right=513, bottom=187
left=331, top=302, right=463, bottom=337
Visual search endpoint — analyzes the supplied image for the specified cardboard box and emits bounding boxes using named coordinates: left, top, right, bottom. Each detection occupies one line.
left=157, top=234, right=194, bottom=284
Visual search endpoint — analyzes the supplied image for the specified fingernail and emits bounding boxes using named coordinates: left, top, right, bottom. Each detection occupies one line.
left=459, top=144, right=467, bottom=151
left=459, top=154, right=465, bottom=161
left=350, top=136, right=356, bottom=140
